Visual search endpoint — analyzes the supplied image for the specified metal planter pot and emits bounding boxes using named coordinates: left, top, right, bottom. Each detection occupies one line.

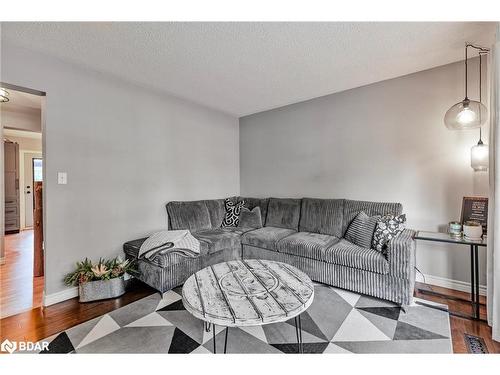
left=78, top=276, right=126, bottom=303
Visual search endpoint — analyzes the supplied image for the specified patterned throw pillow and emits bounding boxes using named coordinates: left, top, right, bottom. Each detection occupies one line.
left=221, top=198, right=245, bottom=227
left=345, top=211, right=381, bottom=249
left=372, top=214, right=406, bottom=254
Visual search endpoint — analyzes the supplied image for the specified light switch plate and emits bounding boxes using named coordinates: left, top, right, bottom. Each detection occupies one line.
left=57, top=172, right=67, bottom=185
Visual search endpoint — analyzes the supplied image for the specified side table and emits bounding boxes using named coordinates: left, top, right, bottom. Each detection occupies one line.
left=414, top=231, right=486, bottom=321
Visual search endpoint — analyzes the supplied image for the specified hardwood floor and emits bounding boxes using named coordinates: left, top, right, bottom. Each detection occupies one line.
left=415, top=282, right=500, bottom=353
left=0, top=230, right=44, bottom=318
left=1, top=274, right=498, bottom=353
left=0, top=279, right=155, bottom=344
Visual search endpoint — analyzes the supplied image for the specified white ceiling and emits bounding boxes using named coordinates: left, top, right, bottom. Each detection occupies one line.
left=2, top=22, right=496, bottom=117
left=0, top=88, right=42, bottom=114
left=3, top=128, right=42, bottom=139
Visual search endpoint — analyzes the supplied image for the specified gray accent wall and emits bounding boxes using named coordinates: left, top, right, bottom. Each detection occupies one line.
left=240, top=58, right=489, bottom=287
left=1, top=42, right=240, bottom=297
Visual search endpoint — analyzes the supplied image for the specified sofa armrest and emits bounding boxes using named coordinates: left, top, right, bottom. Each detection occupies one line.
left=387, top=228, right=416, bottom=279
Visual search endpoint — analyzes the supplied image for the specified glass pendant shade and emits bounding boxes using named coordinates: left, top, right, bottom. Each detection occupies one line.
left=444, top=98, right=487, bottom=130
left=0, top=87, right=9, bottom=103
left=471, top=141, right=489, bottom=171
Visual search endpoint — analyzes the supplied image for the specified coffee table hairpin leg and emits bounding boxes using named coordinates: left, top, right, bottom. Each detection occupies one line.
left=294, top=315, right=303, bottom=353
left=209, top=323, right=229, bottom=354
left=210, top=318, right=302, bottom=354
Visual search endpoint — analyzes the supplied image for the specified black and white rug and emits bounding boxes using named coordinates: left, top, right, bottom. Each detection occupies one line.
left=35, top=283, right=452, bottom=354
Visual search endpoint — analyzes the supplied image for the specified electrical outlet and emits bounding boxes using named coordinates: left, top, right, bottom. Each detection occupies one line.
left=57, top=172, right=67, bottom=185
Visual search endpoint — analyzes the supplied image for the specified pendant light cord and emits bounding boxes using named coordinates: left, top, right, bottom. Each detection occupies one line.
left=479, top=52, right=482, bottom=142
left=466, top=44, right=490, bottom=143
left=465, top=44, right=468, bottom=99
left=479, top=53, right=482, bottom=103
left=465, top=43, right=490, bottom=101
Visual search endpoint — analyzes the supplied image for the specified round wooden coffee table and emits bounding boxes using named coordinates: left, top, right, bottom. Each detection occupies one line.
left=182, top=259, right=314, bottom=353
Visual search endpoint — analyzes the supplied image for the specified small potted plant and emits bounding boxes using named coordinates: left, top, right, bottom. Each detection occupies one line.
left=64, top=257, right=137, bottom=302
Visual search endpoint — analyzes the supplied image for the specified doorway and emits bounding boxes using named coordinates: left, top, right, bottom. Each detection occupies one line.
left=1, top=84, right=45, bottom=318
left=23, top=153, right=43, bottom=228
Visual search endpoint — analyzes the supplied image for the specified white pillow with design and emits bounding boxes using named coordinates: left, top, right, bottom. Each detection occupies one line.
left=372, top=214, right=406, bottom=254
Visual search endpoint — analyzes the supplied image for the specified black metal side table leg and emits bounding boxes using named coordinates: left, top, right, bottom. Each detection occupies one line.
left=474, top=245, right=480, bottom=320
left=470, top=245, right=476, bottom=317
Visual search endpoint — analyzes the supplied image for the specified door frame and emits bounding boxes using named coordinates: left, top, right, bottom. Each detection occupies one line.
left=20, top=150, right=43, bottom=230
left=0, top=81, right=46, bottom=302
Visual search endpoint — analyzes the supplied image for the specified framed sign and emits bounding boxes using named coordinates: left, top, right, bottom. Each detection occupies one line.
left=461, top=196, right=488, bottom=235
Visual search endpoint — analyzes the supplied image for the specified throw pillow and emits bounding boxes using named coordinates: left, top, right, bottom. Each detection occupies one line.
left=345, top=211, right=381, bottom=249
left=372, top=214, right=407, bottom=253
left=238, top=207, right=263, bottom=229
left=221, top=198, right=245, bottom=227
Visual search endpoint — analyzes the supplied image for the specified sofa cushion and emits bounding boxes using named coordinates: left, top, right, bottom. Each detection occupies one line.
left=265, top=198, right=301, bottom=230
left=203, top=198, right=227, bottom=228
left=166, top=200, right=212, bottom=232
left=299, top=198, right=344, bottom=237
left=277, top=232, right=339, bottom=261
left=342, top=199, right=402, bottom=236
left=221, top=227, right=258, bottom=235
left=325, top=239, right=389, bottom=274
left=239, top=197, right=269, bottom=225
left=345, top=211, right=380, bottom=249
left=241, top=226, right=296, bottom=251
left=192, top=228, right=241, bottom=254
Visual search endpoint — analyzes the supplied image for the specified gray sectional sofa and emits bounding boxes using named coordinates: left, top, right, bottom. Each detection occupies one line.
left=123, top=197, right=416, bottom=305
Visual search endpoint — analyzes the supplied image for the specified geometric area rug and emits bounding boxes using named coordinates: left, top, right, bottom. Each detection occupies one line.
left=30, top=283, right=452, bottom=354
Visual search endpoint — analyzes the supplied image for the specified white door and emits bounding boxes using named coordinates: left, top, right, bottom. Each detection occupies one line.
left=24, top=152, right=42, bottom=228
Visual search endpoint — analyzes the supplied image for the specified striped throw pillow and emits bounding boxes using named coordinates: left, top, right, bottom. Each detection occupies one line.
left=345, top=211, right=381, bottom=249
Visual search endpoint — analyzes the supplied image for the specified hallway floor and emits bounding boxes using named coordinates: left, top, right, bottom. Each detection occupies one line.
left=0, top=230, right=44, bottom=318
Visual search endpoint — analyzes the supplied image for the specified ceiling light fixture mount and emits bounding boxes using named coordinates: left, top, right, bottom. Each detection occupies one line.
left=0, top=87, right=10, bottom=103
left=444, top=43, right=489, bottom=130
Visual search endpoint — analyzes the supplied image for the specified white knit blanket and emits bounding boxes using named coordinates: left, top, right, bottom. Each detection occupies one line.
left=138, top=230, right=200, bottom=260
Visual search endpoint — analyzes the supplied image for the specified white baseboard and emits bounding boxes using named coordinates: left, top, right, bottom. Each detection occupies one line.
left=43, top=287, right=78, bottom=306
left=418, top=273, right=487, bottom=296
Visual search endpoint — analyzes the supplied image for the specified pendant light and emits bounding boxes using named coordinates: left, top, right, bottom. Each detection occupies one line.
left=444, top=44, right=488, bottom=130
left=471, top=52, right=489, bottom=171
left=0, top=87, right=9, bottom=103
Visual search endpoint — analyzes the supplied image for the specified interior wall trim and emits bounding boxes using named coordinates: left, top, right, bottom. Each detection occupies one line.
left=420, top=273, right=487, bottom=296
left=0, top=81, right=46, bottom=96
left=43, top=287, right=78, bottom=307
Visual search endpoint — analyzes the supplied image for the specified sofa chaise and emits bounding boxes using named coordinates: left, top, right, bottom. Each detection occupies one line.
left=123, top=197, right=416, bottom=305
